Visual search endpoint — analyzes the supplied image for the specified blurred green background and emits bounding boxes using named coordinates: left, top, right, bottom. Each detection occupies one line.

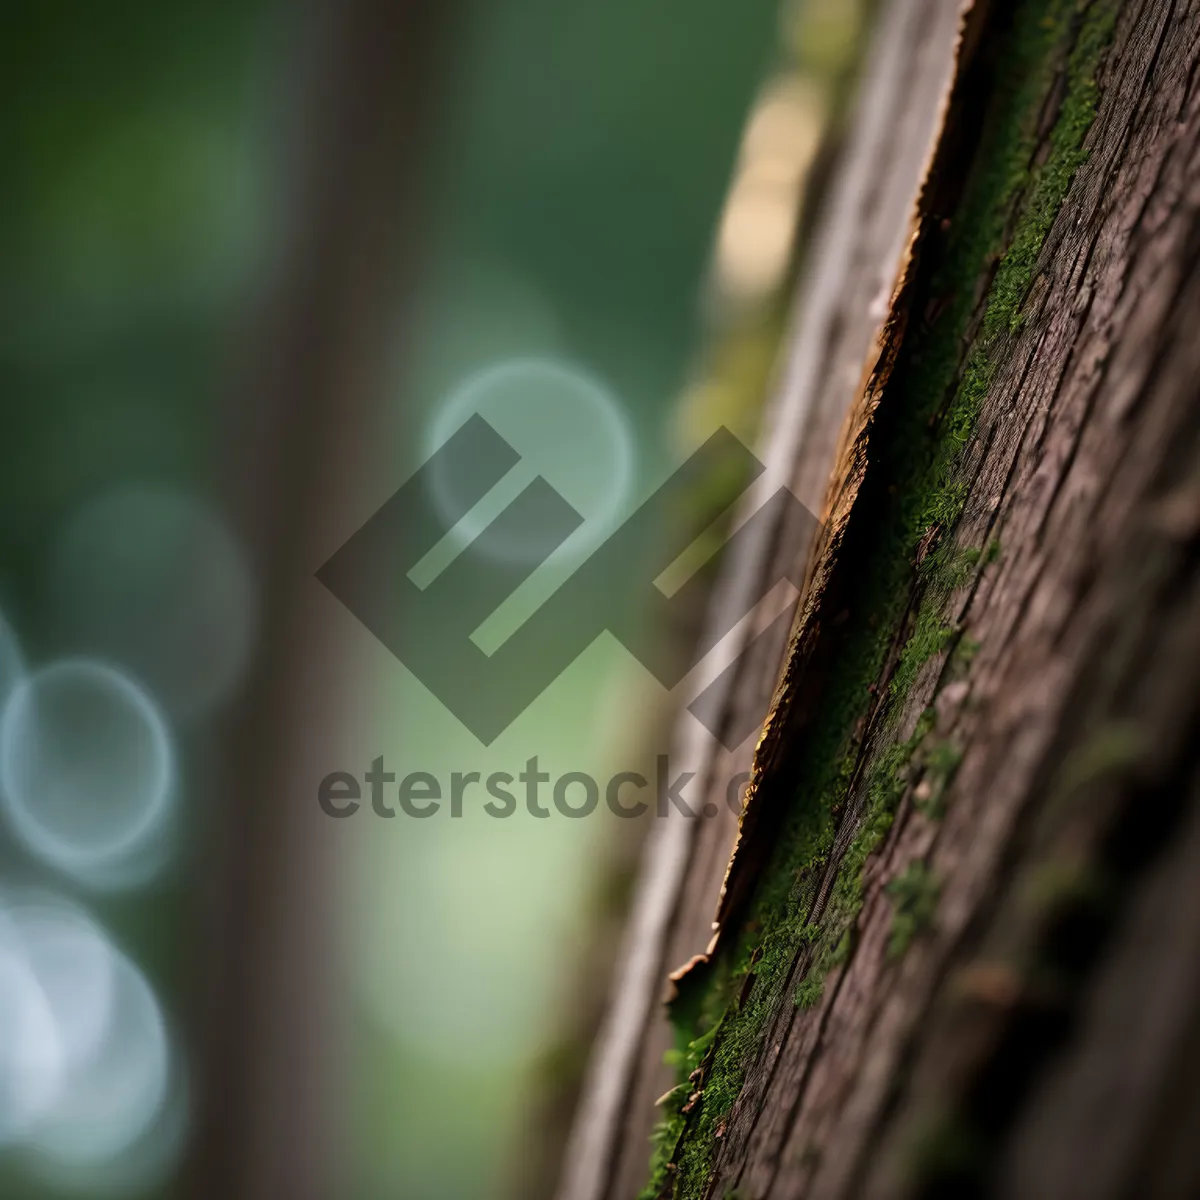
left=0, top=0, right=861, bottom=1196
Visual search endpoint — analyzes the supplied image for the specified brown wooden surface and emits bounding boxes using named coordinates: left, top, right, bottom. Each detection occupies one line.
left=687, top=0, right=1200, bottom=1196
left=563, top=0, right=1200, bottom=1196
left=557, top=3, right=972, bottom=1197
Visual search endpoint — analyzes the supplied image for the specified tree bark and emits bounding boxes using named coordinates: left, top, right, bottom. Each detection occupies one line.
left=562, top=0, right=1200, bottom=1196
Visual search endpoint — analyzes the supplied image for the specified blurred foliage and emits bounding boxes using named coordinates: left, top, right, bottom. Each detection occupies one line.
left=0, top=4, right=268, bottom=1197
left=0, top=0, right=268, bottom=645
left=0, top=0, right=868, bottom=1197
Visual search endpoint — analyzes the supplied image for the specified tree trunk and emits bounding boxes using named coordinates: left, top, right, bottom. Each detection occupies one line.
left=561, top=0, right=1200, bottom=1196
left=183, top=4, right=450, bottom=1198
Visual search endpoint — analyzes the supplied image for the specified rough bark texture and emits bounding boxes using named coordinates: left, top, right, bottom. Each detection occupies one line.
left=564, top=0, right=1200, bottom=1197
left=557, top=3, right=971, bottom=1197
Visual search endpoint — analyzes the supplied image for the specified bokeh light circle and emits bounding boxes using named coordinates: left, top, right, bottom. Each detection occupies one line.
left=11, top=902, right=116, bottom=1074
left=0, top=941, right=63, bottom=1146
left=49, top=485, right=256, bottom=721
left=25, top=943, right=171, bottom=1169
left=0, top=660, right=174, bottom=879
left=0, top=608, right=24, bottom=717
left=425, top=357, right=636, bottom=567
left=0, top=892, right=178, bottom=1188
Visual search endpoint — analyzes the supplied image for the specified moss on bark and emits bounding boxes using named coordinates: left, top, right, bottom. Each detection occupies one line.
left=638, top=1, right=1118, bottom=1195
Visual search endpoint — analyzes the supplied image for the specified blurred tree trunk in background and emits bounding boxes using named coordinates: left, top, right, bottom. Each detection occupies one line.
left=562, top=1, right=1200, bottom=1197
left=184, top=3, right=449, bottom=1199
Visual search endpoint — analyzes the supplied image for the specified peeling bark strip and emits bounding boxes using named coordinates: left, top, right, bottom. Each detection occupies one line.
left=556, top=3, right=974, bottom=1198
left=623, top=0, right=1200, bottom=1197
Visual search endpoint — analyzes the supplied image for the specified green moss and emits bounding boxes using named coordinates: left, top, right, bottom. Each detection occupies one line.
left=927, top=740, right=963, bottom=778
left=642, top=3, right=1115, bottom=1195
left=640, top=1125, right=676, bottom=1200
left=794, top=975, right=825, bottom=1009
left=895, top=540, right=994, bottom=695
left=949, top=634, right=981, bottom=673
left=886, top=861, right=941, bottom=958
left=920, top=539, right=982, bottom=588
left=913, top=737, right=964, bottom=818
left=890, top=608, right=956, bottom=697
